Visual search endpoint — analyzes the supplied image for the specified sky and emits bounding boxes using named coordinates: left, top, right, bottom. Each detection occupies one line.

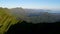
left=0, top=0, right=60, bottom=9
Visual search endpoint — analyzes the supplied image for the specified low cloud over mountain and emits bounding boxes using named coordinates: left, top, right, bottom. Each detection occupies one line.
left=9, top=7, right=60, bottom=23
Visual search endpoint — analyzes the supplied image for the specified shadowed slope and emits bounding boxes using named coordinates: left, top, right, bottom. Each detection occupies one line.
left=6, top=21, right=60, bottom=34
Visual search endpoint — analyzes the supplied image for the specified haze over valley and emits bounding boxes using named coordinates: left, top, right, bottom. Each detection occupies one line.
left=8, top=7, right=60, bottom=23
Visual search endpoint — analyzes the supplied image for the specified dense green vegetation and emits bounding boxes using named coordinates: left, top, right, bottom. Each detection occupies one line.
left=0, top=8, right=21, bottom=34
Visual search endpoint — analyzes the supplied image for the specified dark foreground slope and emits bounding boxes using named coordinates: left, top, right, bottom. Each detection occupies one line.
left=6, top=21, right=60, bottom=34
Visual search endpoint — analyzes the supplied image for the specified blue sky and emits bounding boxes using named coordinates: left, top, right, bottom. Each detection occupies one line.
left=0, top=0, right=60, bottom=9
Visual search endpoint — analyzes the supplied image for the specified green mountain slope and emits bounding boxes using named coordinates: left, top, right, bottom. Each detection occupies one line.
left=0, top=8, right=22, bottom=34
